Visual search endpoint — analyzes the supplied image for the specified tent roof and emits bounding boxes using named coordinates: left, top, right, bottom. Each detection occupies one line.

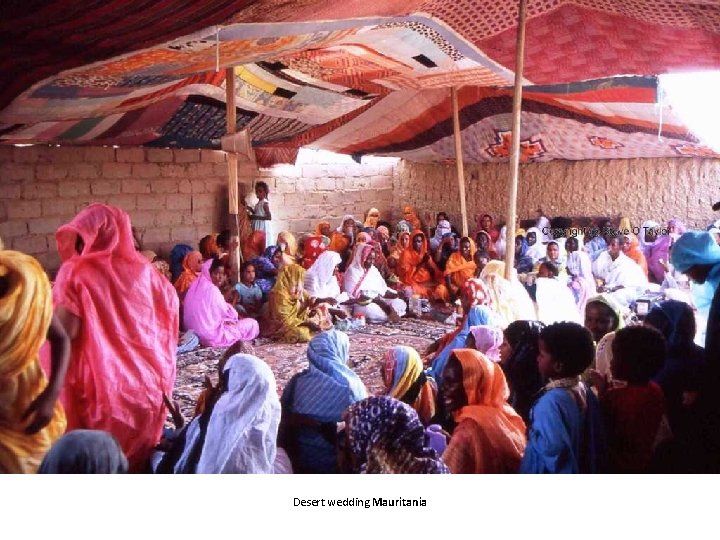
left=2, top=0, right=719, bottom=165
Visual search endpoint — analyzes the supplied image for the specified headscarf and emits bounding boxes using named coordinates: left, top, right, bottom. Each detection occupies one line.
left=377, top=225, right=390, bottom=241
left=444, top=237, right=477, bottom=287
left=565, top=250, right=597, bottom=314
left=668, top=218, right=687, bottom=237
left=431, top=305, right=495, bottom=387
left=276, top=231, right=298, bottom=267
left=343, top=243, right=388, bottom=299
left=292, top=330, right=367, bottom=421
left=670, top=231, right=720, bottom=291
left=622, top=234, right=648, bottom=277
left=199, top=235, right=219, bottom=260
left=398, top=230, right=442, bottom=287
left=304, top=251, right=341, bottom=299
left=266, top=264, right=313, bottom=343
left=586, top=294, right=626, bottom=338
left=432, top=219, right=452, bottom=244
left=396, top=220, right=411, bottom=234
left=343, top=396, right=449, bottom=474
left=647, top=300, right=696, bottom=352
left=0, top=250, right=66, bottom=474
left=364, top=208, right=380, bottom=229
left=639, top=220, right=660, bottom=257
left=461, top=277, right=493, bottom=308
left=176, top=354, right=280, bottom=473
left=337, top=215, right=356, bottom=233
left=475, top=230, right=498, bottom=259
left=444, top=349, right=526, bottom=473
left=402, top=206, right=422, bottom=231
left=173, top=250, right=202, bottom=296
left=242, top=230, right=266, bottom=261
left=537, top=215, right=553, bottom=243
left=619, top=217, right=632, bottom=233
left=314, top=221, right=331, bottom=237
left=38, top=430, right=128, bottom=474
left=501, top=320, right=545, bottom=423
left=480, top=261, right=537, bottom=326
left=170, top=244, right=193, bottom=282
left=183, top=259, right=259, bottom=346
left=525, top=227, right=546, bottom=263
left=53, top=203, right=178, bottom=471
left=383, top=346, right=437, bottom=425
left=469, top=325, right=503, bottom=362
left=389, top=231, right=410, bottom=262
left=301, top=234, right=327, bottom=269
left=514, top=235, right=534, bottom=273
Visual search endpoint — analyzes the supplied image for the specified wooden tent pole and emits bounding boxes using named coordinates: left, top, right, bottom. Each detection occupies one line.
left=225, top=67, right=241, bottom=283
left=451, top=87, right=469, bottom=237
left=503, top=0, right=528, bottom=280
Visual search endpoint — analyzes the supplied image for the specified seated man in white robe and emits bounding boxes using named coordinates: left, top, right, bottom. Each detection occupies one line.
left=343, top=243, right=406, bottom=323
left=597, top=236, right=649, bottom=306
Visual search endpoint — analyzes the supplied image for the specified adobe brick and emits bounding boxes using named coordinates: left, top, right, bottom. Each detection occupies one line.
left=115, top=147, right=146, bottom=163
left=83, top=147, right=116, bottom=162
left=146, top=148, right=175, bottom=163
left=91, top=181, right=121, bottom=195
left=101, top=162, right=132, bottom=179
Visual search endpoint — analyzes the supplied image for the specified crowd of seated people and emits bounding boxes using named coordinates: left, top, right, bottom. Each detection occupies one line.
left=3, top=200, right=720, bottom=474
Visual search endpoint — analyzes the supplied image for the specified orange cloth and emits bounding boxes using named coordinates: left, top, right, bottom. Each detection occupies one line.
left=314, top=221, right=331, bottom=237
left=475, top=230, right=498, bottom=259
left=174, top=251, right=202, bottom=297
left=328, top=231, right=351, bottom=254
left=242, top=230, right=266, bottom=261
left=403, top=206, right=423, bottom=231
left=0, top=250, right=66, bottom=473
left=624, top=234, right=649, bottom=277
left=53, top=204, right=179, bottom=471
left=444, top=237, right=478, bottom=289
left=276, top=231, right=298, bottom=267
left=397, top=231, right=448, bottom=301
left=199, top=234, right=219, bottom=260
left=443, top=349, right=526, bottom=473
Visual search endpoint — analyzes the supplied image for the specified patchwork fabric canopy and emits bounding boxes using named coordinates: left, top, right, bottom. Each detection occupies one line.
left=1, top=0, right=719, bottom=166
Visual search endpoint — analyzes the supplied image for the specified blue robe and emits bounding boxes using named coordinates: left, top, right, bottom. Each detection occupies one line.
left=520, top=384, right=606, bottom=474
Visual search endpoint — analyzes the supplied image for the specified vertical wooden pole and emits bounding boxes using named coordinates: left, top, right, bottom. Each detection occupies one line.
left=503, top=0, right=528, bottom=280
left=225, top=67, right=241, bottom=283
left=451, top=87, right=469, bottom=238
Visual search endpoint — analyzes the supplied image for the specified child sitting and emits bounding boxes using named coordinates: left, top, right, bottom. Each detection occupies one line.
left=520, top=322, right=606, bottom=473
left=590, top=326, right=668, bottom=473
left=234, top=262, right=264, bottom=317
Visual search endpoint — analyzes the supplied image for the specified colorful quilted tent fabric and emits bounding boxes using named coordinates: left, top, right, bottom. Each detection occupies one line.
left=1, top=1, right=719, bottom=164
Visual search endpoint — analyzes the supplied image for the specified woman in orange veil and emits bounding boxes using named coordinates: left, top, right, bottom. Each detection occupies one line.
left=397, top=231, right=448, bottom=302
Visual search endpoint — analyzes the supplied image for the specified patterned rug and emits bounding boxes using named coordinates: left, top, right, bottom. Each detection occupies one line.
left=173, top=318, right=450, bottom=419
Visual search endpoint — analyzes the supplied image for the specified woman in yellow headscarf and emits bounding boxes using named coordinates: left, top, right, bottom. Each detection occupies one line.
left=0, top=250, right=66, bottom=473
left=276, top=231, right=299, bottom=268
left=402, top=206, right=424, bottom=231
left=382, top=346, right=437, bottom=425
left=264, top=264, right=331, bottom=343
left=364, top=208, right=380, bottom=229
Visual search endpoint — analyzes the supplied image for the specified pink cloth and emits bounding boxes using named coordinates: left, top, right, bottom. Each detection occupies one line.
left=648, top=235, right=672, bottom=284
left=52, top=204, right=179, bottom=471
left=469, top=325, right=503, bottom=362
left=183, top=259, right=259, bottom=347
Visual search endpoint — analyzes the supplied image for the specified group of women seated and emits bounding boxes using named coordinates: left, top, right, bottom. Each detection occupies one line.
left=2, top=201, right=718, bottom=474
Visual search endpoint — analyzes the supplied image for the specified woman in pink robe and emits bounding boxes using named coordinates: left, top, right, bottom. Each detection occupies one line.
left=183, top=258, right=260, bottom=347
left=52, top=204, right=179, bottom=471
